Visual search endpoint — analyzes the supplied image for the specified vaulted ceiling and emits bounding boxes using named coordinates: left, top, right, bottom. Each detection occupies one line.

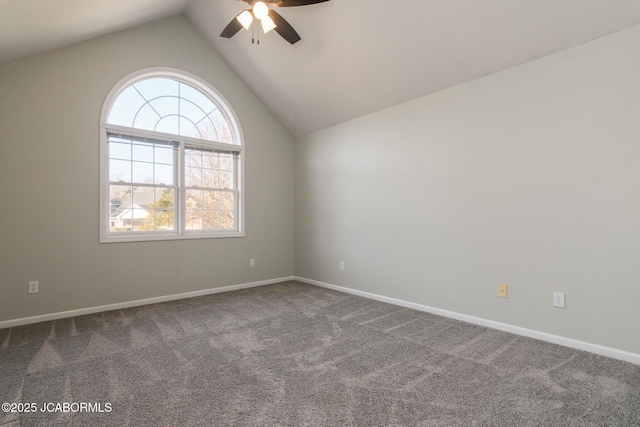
left=2, top=0, right=640, bottom=137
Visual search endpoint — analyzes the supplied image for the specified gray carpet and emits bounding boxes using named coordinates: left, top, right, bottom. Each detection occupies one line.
left=1, top=280, right=639, bottom=426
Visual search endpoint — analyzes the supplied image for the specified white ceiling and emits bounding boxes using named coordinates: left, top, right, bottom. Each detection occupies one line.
left=3, top=0, right=640, bottom=138
left=0, top=0, right=190, bottom=66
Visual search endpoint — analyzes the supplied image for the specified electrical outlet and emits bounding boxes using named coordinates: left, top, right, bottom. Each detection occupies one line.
left=339, top=261, right=345, bottom=271
left=498, top=284, right=508, bottom=298
left=553, top=292, right=565, bottom=308
left=250, top=259, right=255, bottom=267
left=28, top=281, right=39, bottom=294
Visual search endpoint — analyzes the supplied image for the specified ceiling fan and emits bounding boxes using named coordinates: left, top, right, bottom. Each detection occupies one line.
left=220, top=0, right=330, bottom=45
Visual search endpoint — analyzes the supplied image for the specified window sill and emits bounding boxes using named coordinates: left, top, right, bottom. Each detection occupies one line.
left=99, top=231, right=245, bottom=244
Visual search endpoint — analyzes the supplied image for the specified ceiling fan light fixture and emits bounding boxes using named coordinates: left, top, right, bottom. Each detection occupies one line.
left=252, top=1, right=269, bottom=20
left=261, top=16, right=277, bottom=33
left=237, top=10, right=254, bottom=30
left=221, top=0, right=327, bottom=45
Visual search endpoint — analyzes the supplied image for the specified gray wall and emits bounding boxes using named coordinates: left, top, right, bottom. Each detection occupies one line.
left=295, top=25, right=640, bottom=354
left=0, top=15, right=294, bottom=321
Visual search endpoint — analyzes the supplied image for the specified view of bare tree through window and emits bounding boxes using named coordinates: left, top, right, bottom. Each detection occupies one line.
left=185, top=147, right=236, bottom=230
left=183, top=121, right=236, bottom=231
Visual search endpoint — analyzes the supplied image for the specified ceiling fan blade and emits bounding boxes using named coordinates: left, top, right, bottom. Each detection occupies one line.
left=268, top=9, right=301, bottom=44
left=220, top=11, right=247, bottom=38
left=271, top=0, right=330, bottom=6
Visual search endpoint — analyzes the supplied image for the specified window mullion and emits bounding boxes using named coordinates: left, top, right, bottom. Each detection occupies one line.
left=178, top=141, right=186, bottom=236
left=109, top=181, right=173, bottom=188
left=233, top=154, right=239, bottom=231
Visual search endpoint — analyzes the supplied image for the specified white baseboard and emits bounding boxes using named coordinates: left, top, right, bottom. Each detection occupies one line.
left=295, top=276, right=640, bottom=366
left=0, top=276, right=295, bottom=330
left=5, top=275, right=638, bottom=366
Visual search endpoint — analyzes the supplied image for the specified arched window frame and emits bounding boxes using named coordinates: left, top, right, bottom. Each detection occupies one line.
left=99, top=68, right=245, bottom=243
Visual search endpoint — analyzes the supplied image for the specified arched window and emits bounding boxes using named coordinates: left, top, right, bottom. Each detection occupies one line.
left=100, top=69, right=244, bottom=242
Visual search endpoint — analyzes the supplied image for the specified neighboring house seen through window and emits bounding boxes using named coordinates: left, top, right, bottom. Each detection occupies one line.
left=100, top=69, right=244, bottom=242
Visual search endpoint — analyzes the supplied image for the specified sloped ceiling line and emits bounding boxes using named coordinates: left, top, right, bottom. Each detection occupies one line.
left=2, top=0, right=640, bottom=137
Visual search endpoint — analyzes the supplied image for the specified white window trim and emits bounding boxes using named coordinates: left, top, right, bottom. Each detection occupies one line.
left=99, top=68, right=245, bottom=243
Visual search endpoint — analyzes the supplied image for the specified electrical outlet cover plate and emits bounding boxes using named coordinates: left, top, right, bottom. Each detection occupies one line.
left=28, top=281, right=39, bottom=294
left=498, top=284, right=508, bottom=298
left=553, top=292, right=565, bottom=308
